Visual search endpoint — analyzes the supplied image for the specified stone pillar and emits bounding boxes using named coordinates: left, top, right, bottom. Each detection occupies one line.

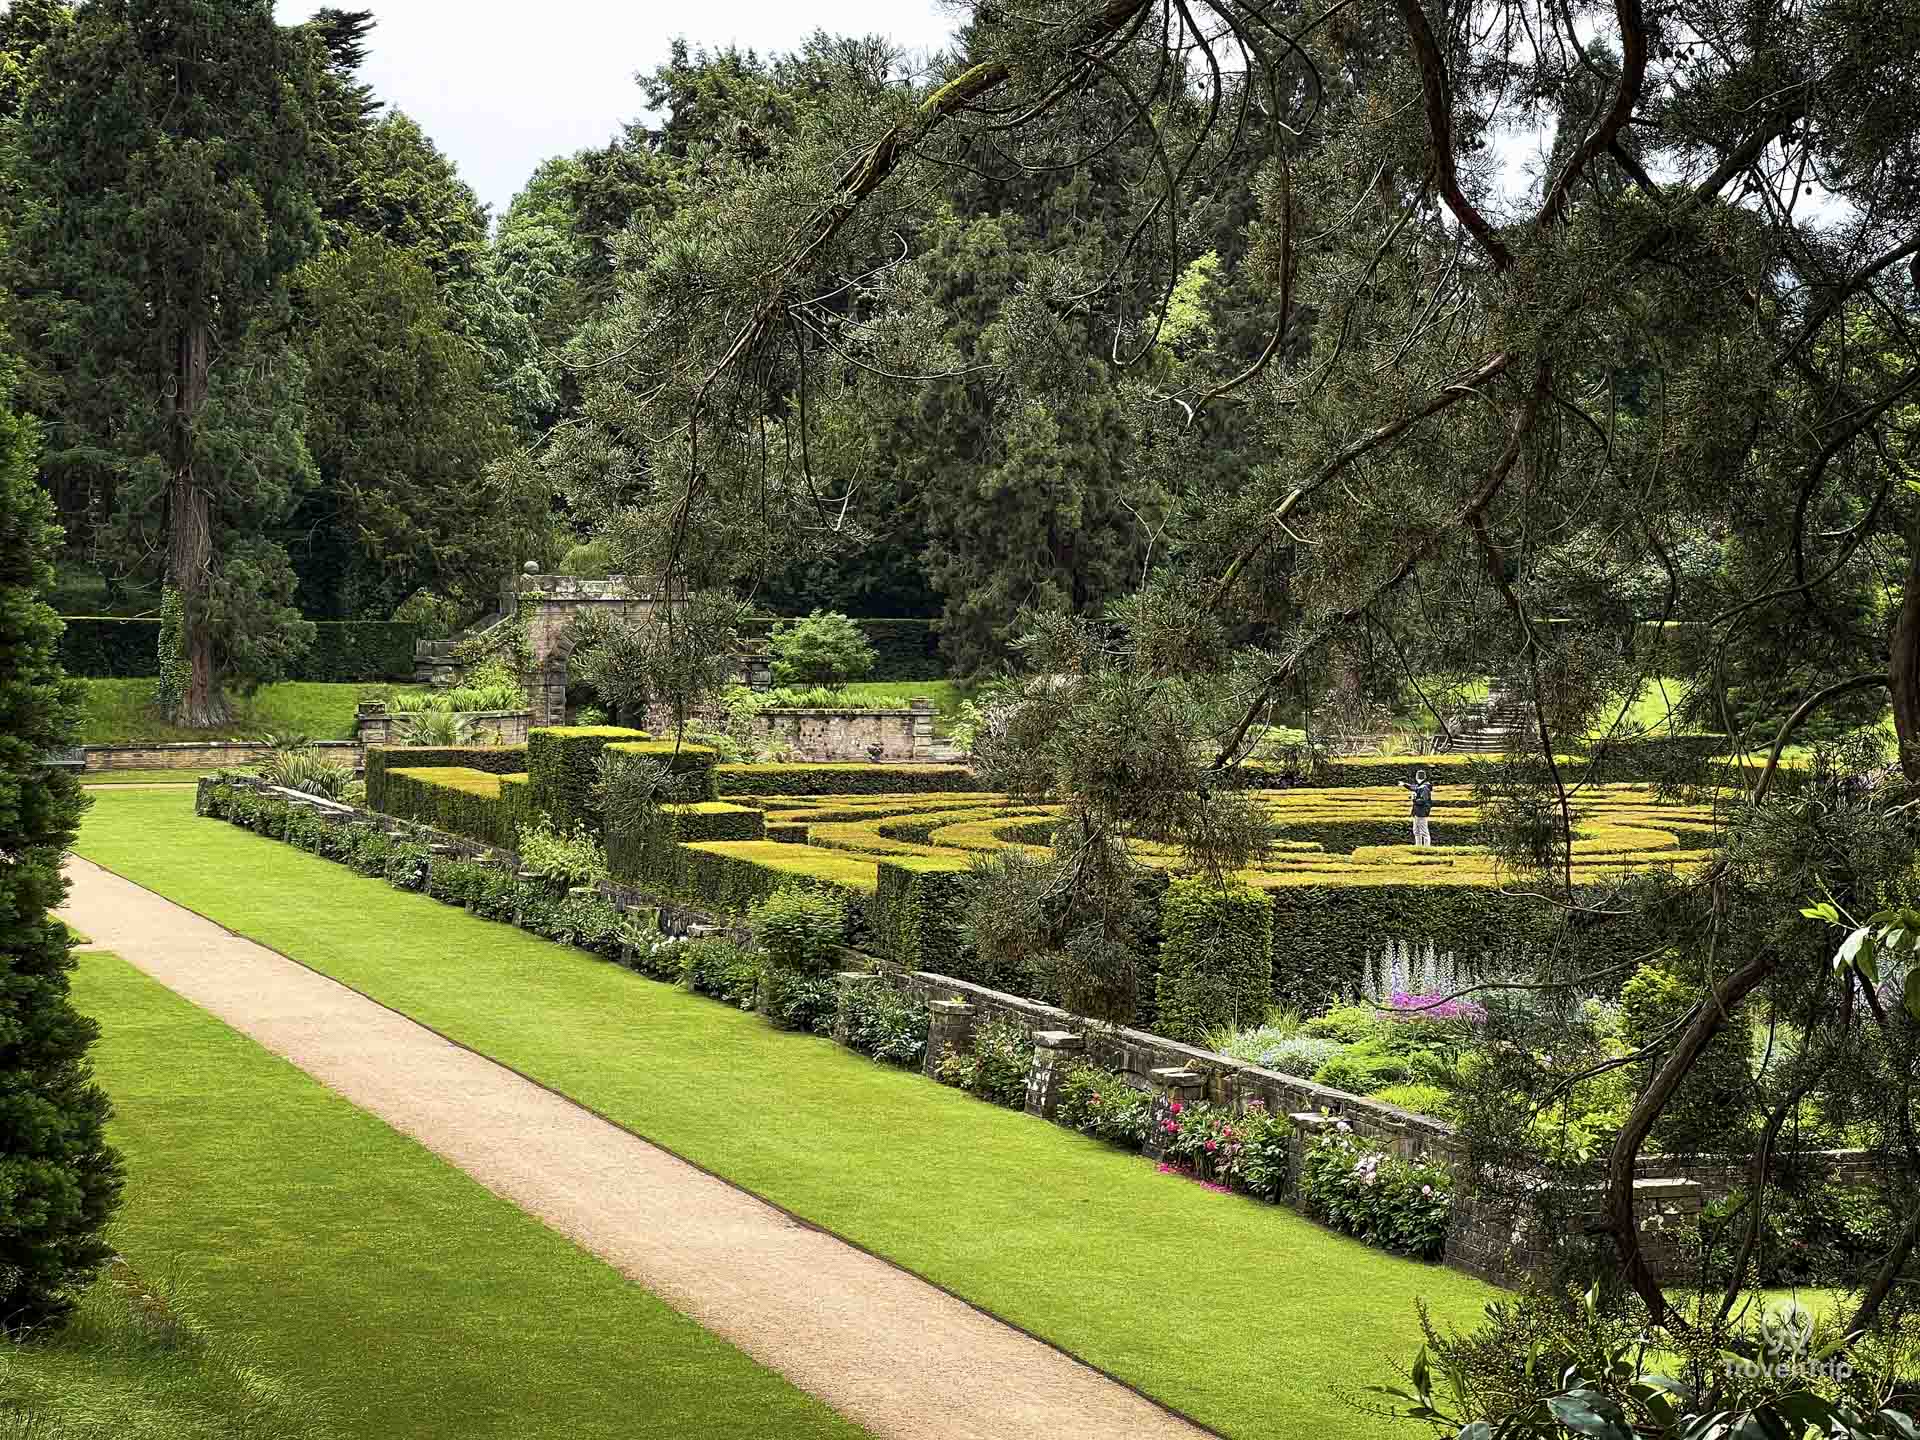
left=923, top=998, right=978, bottom=1078
left=909, top=698, right=936, bottom=760
left=831, top=971, right=882, bottom=1046
left=1142, top=1067, right=1206, bottom=1160
left=1023, top=1029, right=1084, bottom=1119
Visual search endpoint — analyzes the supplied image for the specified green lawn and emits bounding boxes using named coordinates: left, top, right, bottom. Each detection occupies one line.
left=75, top=789, right=1496, bottom=1440
left=64, top=949, right=863, bottom=1440
left=79, top=679, right=372, bottom=745
left=0, top=1250, right=331, bottom=1439
left=80, top=769, right=221, bottom=786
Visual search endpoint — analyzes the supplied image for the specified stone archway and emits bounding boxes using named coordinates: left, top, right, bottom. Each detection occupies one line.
left=521, top=575, right=679, bottom=725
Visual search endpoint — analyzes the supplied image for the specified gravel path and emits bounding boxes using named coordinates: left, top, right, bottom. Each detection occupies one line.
left=60, top=856, right=1213, bottom=1440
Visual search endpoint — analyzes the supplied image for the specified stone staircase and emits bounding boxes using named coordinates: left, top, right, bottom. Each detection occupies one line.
left=1440, top=693, right=1533, bottom=753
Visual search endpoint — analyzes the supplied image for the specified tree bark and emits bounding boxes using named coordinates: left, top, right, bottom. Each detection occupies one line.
left=1891, top=521, right=1920, bottom=782
left=168, top=321, right=225, bottom=727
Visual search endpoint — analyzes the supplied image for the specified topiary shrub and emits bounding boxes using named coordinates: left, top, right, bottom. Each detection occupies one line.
left=1155, top=878, right=1273, bottom=1045
left=365, top=744, right=526, bottom=814
left=712, top=763, right=981, bottom=797
left=605, top=801, right=763, bottom=894
left=870, top=856, right=970, bottom=973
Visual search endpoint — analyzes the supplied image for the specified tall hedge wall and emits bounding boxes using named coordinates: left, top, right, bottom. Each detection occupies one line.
left=366, top=744, right=527, bottom=814
left=526, top=726, right=650, bottom=834
left=59, top=616, right=418, bottom=680
left=1261, top=880, right=1655, bottom=1007
left=606, top=801, right=764, bottom=894
left=1154, top=879, right=1274, bottom=1044
left=869, top=856, right=971, bottom=975
left=713, top=763, right=980, bottom=797
left=602, top=738, right=720, bottom=810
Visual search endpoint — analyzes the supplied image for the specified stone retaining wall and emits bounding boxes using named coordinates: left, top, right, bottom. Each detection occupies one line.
left=86, top=740, right=362, bottom=772
left=643, top=698, right=937, bottom=762
left=354, top=704, right=530, bottom=747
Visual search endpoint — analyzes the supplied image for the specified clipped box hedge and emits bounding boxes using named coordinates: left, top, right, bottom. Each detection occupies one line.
left=380, top=767, right=521, bottom=848
left=59, top=615, right=419, bottom=680
left=606, top=801, right=765, bottom=893
left=526, top=726, right=650, bottom=834
left=1155, top=878, right=1274, bottom=1045
left=869, top=856, right=972, bottom=974
left=677, top=840, right=877, bottom=944
left=713, top=763, right=981, bottom=797
left=602, top=738, right=721, bottom=807
left=366, top=743, right=528, bottom=814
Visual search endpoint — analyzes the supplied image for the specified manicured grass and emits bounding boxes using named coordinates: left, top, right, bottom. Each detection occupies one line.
left=78, top=678, right=374, bottom=745
left=80, top=769, right=223, bottom=786
left=67, top=948, right=865, bottom=1440
left=0, top=1252, right=330, bottom=1439
left=76, top=789, right=1497, bottom=1440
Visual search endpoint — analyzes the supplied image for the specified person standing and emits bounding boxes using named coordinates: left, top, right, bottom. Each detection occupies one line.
left=1399, top=768, right=1435, bottom=846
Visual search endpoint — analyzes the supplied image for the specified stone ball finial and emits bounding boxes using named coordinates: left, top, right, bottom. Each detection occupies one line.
left=522, top=560, right=541, bottom=575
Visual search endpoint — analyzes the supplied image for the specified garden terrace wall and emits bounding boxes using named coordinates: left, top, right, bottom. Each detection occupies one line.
left=85, top=740, right=361, bottom=772
left=648, top=700, right=937, bottom=762
left=355, top=705, right=531, bottom=747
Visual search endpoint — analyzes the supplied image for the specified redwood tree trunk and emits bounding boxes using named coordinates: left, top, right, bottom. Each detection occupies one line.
left=1892, top=525, right=1920, bottom=782
left=168, top=322, right=225, bottom=726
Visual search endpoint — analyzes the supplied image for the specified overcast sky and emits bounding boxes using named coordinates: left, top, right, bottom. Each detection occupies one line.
left=273, top=1, right=957, bottom=219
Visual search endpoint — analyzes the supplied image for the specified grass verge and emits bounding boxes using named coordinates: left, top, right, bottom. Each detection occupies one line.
left=76, top=789, right=1495, bottom=1440
left=0, top=1253, right=331, bottom=1439
left=62, top=949, right=864, bottom=1440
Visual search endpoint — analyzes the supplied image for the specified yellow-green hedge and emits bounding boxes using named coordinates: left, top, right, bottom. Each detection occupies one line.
left=606, top=801, right=764, bottom=894
left=869, top=856, right=972, bottom=974
left=527, top=725, right=649, bottom=833
left=366, top=743, right=527, bottom=814
left=713, top=763, right=981, bottom=797
left=677, top=840, right=878, bottom=943
left=1156, top=879, right=1273, bottom=1044
left=379, top=767, right=521, bottom=848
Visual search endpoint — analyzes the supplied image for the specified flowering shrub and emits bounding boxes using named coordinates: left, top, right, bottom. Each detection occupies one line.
left=1381, top=991, right=1486, bottom=1024
left=1161, top=1099, right=1292, bottom=1201
left=935, top=1020, right=1029, bottom=1107
left=1055, top=1063, right=1152, bottom=1149
left=1297, top=1126, right=1453, bottom=1259
left=1251, top=1035, right=1346, bottom=1078
left=622, top=930, right=688, bottom=982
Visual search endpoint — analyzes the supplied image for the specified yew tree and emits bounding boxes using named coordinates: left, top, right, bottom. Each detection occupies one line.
left=4, top=0, right=323, bottom=723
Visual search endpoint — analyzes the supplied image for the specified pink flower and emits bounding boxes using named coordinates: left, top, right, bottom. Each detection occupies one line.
left=1205, top=1140, right=1217, bottom=1153
left=1170, top=1100, right=1184, bottom=1115
left=1422, top=1185, right=1434, bottom=1197
left=1163, top=1120, right=1177, bottom=1133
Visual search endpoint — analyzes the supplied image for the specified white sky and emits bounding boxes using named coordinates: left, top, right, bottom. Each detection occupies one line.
left=273, top=1, right=957, bottom=218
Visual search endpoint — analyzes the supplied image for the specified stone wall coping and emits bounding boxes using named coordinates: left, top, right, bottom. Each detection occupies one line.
left=908, top=968, right=1456, bottom=1137
left=90, top=739, right=358, bottom=755
left=928, top=998, right=977, bottom=1015
left=1149, top=1066, right=1203, bottom=1085
left=1032, top=1029, right=1084, bottom=1051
